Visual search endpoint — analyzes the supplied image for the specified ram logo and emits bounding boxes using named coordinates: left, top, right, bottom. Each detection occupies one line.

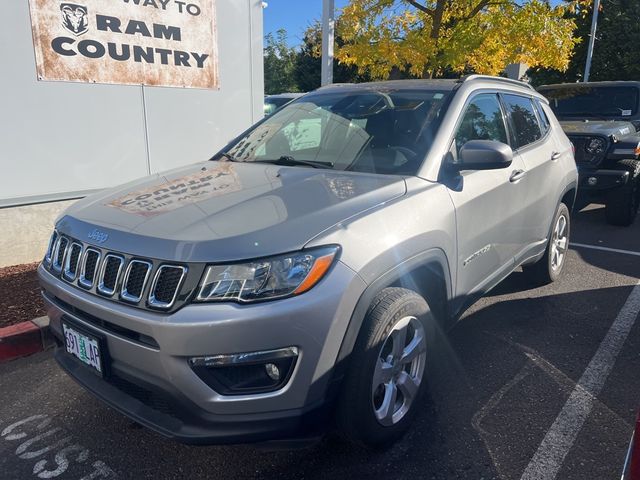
left=88, top=229, right=108, bottom=244
left=60, top=3, right=89, bottom=36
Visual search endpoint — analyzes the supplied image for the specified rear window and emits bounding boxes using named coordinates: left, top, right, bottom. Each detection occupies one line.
left=502, top=94, right=542, bottom=148
left=534, top=100, right=551, bottom=134
left=541, top=86, right=639, bottom=118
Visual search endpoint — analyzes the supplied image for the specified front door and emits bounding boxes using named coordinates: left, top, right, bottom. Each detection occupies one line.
left=446, top=92, right=529, bottom=299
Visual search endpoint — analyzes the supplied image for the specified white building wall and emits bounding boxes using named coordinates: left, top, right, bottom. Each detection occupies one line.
left=0, top=0, right=264, bottom=267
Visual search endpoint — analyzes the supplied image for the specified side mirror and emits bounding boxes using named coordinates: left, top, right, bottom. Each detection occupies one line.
left=457, top=140, right=513, bottom=170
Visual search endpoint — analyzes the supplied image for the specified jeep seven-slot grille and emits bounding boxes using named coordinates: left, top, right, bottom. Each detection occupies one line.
left=43, top=231, right=188, bottom=312
left=149, top=266, right=186, bottom=308
left=98, top=255, right=123, bottom=295
left=80, top=249, right=100, bottom=287
left=63, top=243, right=82, bottom=280
left=53, top=237, right=69, bottom=271
left=567, top=135, right=608, bottom=166
left=45, top=231, right=58, bottom=265
left=121, top=261, right=151, bottom=302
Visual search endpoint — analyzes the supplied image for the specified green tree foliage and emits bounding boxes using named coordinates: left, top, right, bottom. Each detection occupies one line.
left=293, top=22, right=371, bottom=92
left=529, top=0, right=640, bottom=86
left=264, top=29, right=299, bottom=94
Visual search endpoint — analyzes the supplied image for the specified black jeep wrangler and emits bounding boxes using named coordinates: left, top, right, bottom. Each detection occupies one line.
left=539, top=81, right=640, bottom=226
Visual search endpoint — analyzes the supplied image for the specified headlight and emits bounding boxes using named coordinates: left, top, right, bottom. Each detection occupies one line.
left=196, top=246, right=339, bottom=303
left=585, top=137, right=606, bottom=155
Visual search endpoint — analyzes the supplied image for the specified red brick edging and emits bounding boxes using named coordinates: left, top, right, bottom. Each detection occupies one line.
left=0, top=317, right=52, bottom=362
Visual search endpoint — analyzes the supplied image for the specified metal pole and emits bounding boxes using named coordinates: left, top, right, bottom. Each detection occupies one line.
left=321, top=0, right=335, bottom=86
left=584, top=0, right=600, bottom=82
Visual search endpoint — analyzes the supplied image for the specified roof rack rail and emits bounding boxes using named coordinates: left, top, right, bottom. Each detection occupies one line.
left=457, top=75, right=535, bottom=91
left=317, top=82, right=354, bottom=89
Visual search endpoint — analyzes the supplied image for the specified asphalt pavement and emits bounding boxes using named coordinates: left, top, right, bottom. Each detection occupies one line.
left=1, top=204, right=639, bottom=480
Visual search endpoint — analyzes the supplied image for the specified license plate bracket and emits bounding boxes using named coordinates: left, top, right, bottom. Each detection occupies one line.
left=61, top=317, right=108, bottom=377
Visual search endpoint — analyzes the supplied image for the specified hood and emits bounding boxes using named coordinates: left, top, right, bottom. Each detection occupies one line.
left=58, top=161, right=406, bottom=262
left=559, top=120, right=636, bottom=138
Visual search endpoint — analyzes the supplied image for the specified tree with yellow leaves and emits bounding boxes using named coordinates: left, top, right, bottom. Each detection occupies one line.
left=336, top=0, right=587, bottom=79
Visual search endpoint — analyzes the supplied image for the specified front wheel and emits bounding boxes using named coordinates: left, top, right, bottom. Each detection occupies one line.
left=523, top=202, right=570, bottom=285
left=336, top=287, right=433, bottom=448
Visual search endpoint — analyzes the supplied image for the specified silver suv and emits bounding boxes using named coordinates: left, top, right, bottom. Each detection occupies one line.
left=38, top=76, right=578, bottom=447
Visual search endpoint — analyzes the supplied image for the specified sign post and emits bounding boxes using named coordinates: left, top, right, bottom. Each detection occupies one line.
left=584, top=0, right=600, bottom=83
left=321, top=0, right=334, bottom=86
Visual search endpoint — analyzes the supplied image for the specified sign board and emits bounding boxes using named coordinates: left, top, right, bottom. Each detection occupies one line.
left=28, top=0, right=219, bottom=89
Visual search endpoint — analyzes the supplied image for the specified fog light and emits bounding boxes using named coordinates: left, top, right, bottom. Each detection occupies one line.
left=189, top=347, right=298, bottom=395
left=265, top=363, right=280, bottom=381
left=587, top=176, right=598, bottom=186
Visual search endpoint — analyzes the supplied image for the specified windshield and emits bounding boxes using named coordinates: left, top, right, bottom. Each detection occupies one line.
left=541, top=86, right=639, bottom=118
left=223, top=88, right=451, bottom=175
left=263, top=97, right=295, bottom=116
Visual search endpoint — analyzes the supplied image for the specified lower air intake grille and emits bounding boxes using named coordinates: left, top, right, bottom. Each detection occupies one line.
left=149, top=265, right=187, bottom=309
left=108, top=374, right=178, bottom=417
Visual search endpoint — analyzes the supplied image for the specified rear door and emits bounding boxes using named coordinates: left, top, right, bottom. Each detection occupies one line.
left=446, top=92, right=529, bottom=299
left=501, top=94, right=561, bottom=256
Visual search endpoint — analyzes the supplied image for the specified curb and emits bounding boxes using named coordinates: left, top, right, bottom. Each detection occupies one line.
left=0, top=316, right=53, bottom=363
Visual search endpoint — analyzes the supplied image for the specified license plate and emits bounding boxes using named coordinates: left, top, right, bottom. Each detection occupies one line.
left=62, top=322, right=103, bottom=375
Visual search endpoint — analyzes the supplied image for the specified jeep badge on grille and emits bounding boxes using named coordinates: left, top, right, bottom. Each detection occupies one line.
left=88, top=229, right=108, bottom=244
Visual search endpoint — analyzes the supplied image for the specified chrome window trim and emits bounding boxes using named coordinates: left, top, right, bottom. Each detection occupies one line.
left=97, top=254, right=124, bottom=297
left=148, top=265, right=188, bottom=310
left=120, top=259, right=153, bottom=304
left=44, top=231, right=58, bottom=266
left=78, top=248, right=101, bottom=289
left=62, top=242, right=83, bottom=282
left=51, top=236, right=69, bottom=273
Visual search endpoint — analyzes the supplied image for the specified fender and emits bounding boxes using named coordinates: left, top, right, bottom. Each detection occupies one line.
left=559, top=178, right=578, bottom=213
left=545, top=178, right=578, bottom=246
left=325, top=248, right=453, bottom=399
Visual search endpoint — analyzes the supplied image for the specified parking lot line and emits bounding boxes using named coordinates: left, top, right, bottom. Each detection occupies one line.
left=519, top=280, right=640, bottom=480
left=571, top=242, right=640, bottom=257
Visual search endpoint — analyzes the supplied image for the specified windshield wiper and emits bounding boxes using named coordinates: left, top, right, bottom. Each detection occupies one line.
left=211, top=152, right=239, bottom=162
left=252, top=156, right=334, bottom=169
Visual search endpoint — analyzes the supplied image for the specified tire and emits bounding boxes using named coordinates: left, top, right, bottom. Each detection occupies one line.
left=523, top=202, right=570, bottom=285
left=605, top=159, right=640, bottom=226
left=336, top=287, right=434, bottom=448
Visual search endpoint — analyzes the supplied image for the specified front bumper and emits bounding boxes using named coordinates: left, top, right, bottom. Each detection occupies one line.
left=578, top=167, right=629, bottom=192
left=39, top=261, right=365, bottom=444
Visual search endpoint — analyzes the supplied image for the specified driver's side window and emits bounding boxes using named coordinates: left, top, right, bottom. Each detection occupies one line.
left=454, top=94, right=508, bottom=154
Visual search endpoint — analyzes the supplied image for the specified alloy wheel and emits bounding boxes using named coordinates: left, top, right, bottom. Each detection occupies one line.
left=551, top=213, right=568, bottom=271
left=371, top=315, right=427, bottom=426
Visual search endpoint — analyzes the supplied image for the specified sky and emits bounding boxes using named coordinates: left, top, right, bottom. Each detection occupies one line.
left=263, top=0, right=566, bottom=47
left=263, top=0, right=350, bottom=47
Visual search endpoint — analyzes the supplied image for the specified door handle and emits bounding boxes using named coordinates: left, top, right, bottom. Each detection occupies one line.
left=509, top=169, right=527, bottom=183
left=551, top=151, right=561, bottom=161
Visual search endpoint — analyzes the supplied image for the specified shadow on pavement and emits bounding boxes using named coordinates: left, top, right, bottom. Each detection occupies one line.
left=42, top=284, right=638, bottom=480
